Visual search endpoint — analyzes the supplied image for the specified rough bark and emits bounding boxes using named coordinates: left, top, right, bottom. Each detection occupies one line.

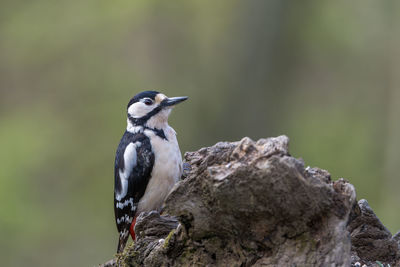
left=348, top=199, right=400, bottom=266
left=101, top=136, right=400, bottom=267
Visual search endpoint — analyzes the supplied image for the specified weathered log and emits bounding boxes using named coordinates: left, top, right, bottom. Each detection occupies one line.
left=102, top=136, right=399, bottom=267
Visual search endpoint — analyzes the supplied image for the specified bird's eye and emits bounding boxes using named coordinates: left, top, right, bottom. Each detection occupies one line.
left=144, top=99, right=153, bottom=106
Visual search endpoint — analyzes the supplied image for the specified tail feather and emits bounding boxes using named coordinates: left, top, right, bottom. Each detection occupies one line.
left=117, top=231, right=129, bottom=253
left=117, top=217, right=137, bottom=253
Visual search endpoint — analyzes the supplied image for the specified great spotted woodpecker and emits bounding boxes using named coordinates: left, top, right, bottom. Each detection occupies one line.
left=114, top=91, right=187, bottom=253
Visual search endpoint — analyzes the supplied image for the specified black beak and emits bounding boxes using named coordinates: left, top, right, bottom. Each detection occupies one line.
left=162, top=96, right=188, bottom=107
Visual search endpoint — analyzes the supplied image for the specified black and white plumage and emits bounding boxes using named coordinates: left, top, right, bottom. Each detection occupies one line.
left=114, top=91, right=187, bottom=253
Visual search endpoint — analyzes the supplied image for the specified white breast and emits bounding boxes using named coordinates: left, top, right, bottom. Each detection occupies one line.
left=137, top=125, right=182, bottom=214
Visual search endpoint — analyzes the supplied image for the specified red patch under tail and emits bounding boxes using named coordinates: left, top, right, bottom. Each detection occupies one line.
left=129, top=217, right=137, bottom=240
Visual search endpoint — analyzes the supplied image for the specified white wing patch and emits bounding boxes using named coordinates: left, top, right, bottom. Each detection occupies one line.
left=116, top=141, right=141, bottom=201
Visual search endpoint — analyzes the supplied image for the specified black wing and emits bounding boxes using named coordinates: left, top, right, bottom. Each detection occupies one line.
left=114, top=131, right=154, bottom=252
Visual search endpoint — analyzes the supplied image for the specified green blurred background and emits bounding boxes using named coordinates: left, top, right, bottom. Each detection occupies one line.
left=1, top=0, right=400, bottom=266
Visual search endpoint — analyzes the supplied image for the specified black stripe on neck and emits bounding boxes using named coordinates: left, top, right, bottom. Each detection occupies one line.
left=144, top=126, right=167, bottom=140
left=127, top=107, right=168, bottom=140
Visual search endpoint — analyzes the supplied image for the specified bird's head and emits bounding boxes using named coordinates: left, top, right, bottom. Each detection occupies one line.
left=126, top=91, right=188, bottom=129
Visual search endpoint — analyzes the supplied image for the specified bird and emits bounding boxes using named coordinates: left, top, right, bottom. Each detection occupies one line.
left=114, top=91, right=188, bottom=253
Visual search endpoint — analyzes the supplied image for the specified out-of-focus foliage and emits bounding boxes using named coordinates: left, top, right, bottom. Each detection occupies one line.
left=0, top=0, right=399, bottom=266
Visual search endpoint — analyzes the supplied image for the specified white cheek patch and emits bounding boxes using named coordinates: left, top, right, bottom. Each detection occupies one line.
left=116, top=142, right=141, bottom=201
left=128, top=101, right=156, bottom=118
left=128, top=102, right=154, bottom=118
